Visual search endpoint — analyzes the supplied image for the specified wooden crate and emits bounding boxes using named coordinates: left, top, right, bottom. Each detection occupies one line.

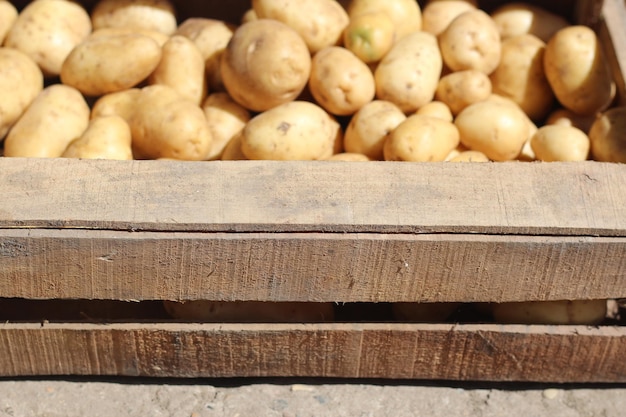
left=1, top=0, right=625, bottom=383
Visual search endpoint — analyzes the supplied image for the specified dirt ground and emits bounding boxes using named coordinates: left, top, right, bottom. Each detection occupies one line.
left=0, top=378, right=624, bottom=417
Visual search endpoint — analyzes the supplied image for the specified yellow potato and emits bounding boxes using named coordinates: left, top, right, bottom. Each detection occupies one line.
left=490, top=34, right=554, bottom=121
left=4, top=85, right=90, bottom=158
left=163, top=301, right=335, bottom=323
left=545, top=108, right=596, bottom=134
left=491, top=2, right=570, bottom=43
left=348, top=0, right=422, bottom=40
left=62, top=116, right=133, bottom=160
left=324, top=152, right=371, bottom=161
left=61, top=31, right=162, bottom=97
left=449, top=150, right=490, bottom=162
left=87, top=26, right=170, bottom=46
left=435, top=70, right=492, bottom=115
left=129, top=85, right=213, bottom=160
left=343, top=12, right=395, bottom=64
left=416, top=101, right=453, bottom=122
left=0, top=1, right=17, bottom=44
left=4, top=0, right=92, bottom=77
left=0, top=48, right=43, bottom=139
left=375, top=31, right=442, bottom=113
left=492, top=300, right=607, bottom=325
left=344, top=100, right=406, bottom=160
left=421, top=0, right=476, bottom=36
left=241, top=8, right=258, bottom=24
left=221, top=19, right=311, bottom=112
left=455, top=99, right=530, bottom=161
left=149, top=35, right=207, bottom=105
left=530, top=125, right=590, bottom=162
left=202, top=92, right=251, bottom=160
left=588, top=106, right=626, bottom=163
left=175, top=18, right=235, bottom=92
left=252, top=0, right=349, bottom=54
left=91, top=0, right=177, bottom=35
left=309, top=46, right=376, bottom=116
left=544, top=25, right=615, bottom=116
left=439, top=9, right=501, bottom=74
left=383, top=114, right=460, bottom=162
left=220, top=131, right=248, bottom=161
left=90, top=88, right=142, bottom=121
left=241, top=101, right=340, bottom=161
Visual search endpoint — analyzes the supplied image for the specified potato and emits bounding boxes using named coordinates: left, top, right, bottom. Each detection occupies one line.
left=544, top=25, right=615, bottom=116
left=392, top=302, right=461, bottom=322
left=588, top=106, right=626, bottom=163
left=241, top=101, right=340, bottom=161
left=383, top=114, right=460, bottom=162
left=374, top=31, right=442, bottom=113
left=435, top=70, right=492, bottom=115
left=455, top=99, right=530, bottom=161
left=344, top=100, right=406, bottom=160
left=91, top=0, right=177, bottom=35
left=252, top=0, right=349, bottom=54
left=4, top=0, right=92, bottom=77
left=0, top=48, right=43, bottom=140
left=343, top=12, right=395, bottom=64
left=148, top=35, right=207, bottom=105
left=241, top=8, right=258, bottom=24
left=416, top=101, right=453, bottom=122
left=491, top=300, right=607, bottom=325
left=4, top=85, right=90, bottom=158
left=347, top=0, right=422, bottom=40
left=449, top=150, right=490, bottom=162
left=220, top=131, right=248, bottom=161
left=87, top=26, right=170, bottom=46
left=163, top=301, right=335, bottom=323
left=546, top=108, right=595, bottom=134
left=530, top=125, right=590, bottom=162
left=90, top=88, right=142, bottom=121
left=324, top=152, right=371, bottom=161
left=129, top=85, right=213, bottom=160
left=491, top=2, right=570, bottom=43
left=61, top=31, right=162, bottom=97
left=490, top=34, right=554, bottom=121
left=439, top=9, right=501, bottom=75
left=175, top=18, right=235, bottom=92
left=202, top=92, right=251, bottom=160
left=0, top=1, right=17, bottom=44
left=221, top=19, right=311, bottom=112
left=309, top=46, right=375, bottom=116
left=62, top=116, right=133, bottom=160
left=421, top=0, right=476, bottom=36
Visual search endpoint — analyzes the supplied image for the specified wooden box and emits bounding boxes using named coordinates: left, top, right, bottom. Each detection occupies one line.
left=0, top=0, right=625, bottom=383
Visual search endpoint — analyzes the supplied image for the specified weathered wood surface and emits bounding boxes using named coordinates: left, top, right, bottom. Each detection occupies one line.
left=1, top=159, right=625, bottom=236
left=0, top=322, right=624, bottom=382
left=1, top=229, right=625, bottom=302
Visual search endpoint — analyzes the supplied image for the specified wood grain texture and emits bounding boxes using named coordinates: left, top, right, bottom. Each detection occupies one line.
left=1, top=229, right=625, bottom=302
left=1, top=159, right=625, bottom=236
left=0, top=322, right=624, bottom=382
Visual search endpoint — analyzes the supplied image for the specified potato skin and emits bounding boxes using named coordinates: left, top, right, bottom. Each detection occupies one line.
left=252, top=0, right=349, bottom=54
left=309, top=46, right=375, bottom=116
left=62, top=116, right=133, bottom=160
left=221, top=19, right=311, bottom=112
left=4, top=0, right=92, bottom=77
left=416, top=101, right=453, bottom=122
left=91, top=88, right=142, bottom=121
left=0, top=1, right=17, bottom=44
left=384, top=114, right=460, bottom=162
left=202, top=92, right=251, bottom=160
left=91, top=0, right=177, bottom=35
left=343, top=12, right=395, bottom=64
left=530, top=125, right=590, bottom=162
left=348, top=0, right=422, bottom=40
left=374, top=31, right=442, bottom=113
left=544, top=26, right=615, bottom=116
left=129, top=85, right=213, bottom=161
left=4, top=85, right=90, bottom=158
left=241, top=101, right=340, bottom=161
left=0, top=48, right=44, bottom=139
left=435, top=70, right=492, bottom=116
left=439, top=9, right=501, bottom=75
left=61, top=31, right=162, bottom=97
left=421, top=0, right=476, bottom=36
left=491, top=3, right=570, bottom=43
left=588, top=106, right=626, bottom=163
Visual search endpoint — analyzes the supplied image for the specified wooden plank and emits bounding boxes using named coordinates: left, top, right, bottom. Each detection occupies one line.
left=1, top=229, right=625, bottom=302
left=1, top=159, right=625, bottom=236
left=0, top=322, right=624, bottom=382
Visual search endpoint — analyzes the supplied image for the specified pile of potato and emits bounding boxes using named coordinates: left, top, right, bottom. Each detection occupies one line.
left=0, top=0, right=625, bottom=163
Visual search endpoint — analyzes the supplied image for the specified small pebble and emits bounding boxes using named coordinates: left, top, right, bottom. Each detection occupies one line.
left=543, top=388, right=560, bottom=399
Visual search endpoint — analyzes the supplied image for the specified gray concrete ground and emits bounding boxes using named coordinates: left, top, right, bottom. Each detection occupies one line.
left=0, top=378, right=624, bottom=417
